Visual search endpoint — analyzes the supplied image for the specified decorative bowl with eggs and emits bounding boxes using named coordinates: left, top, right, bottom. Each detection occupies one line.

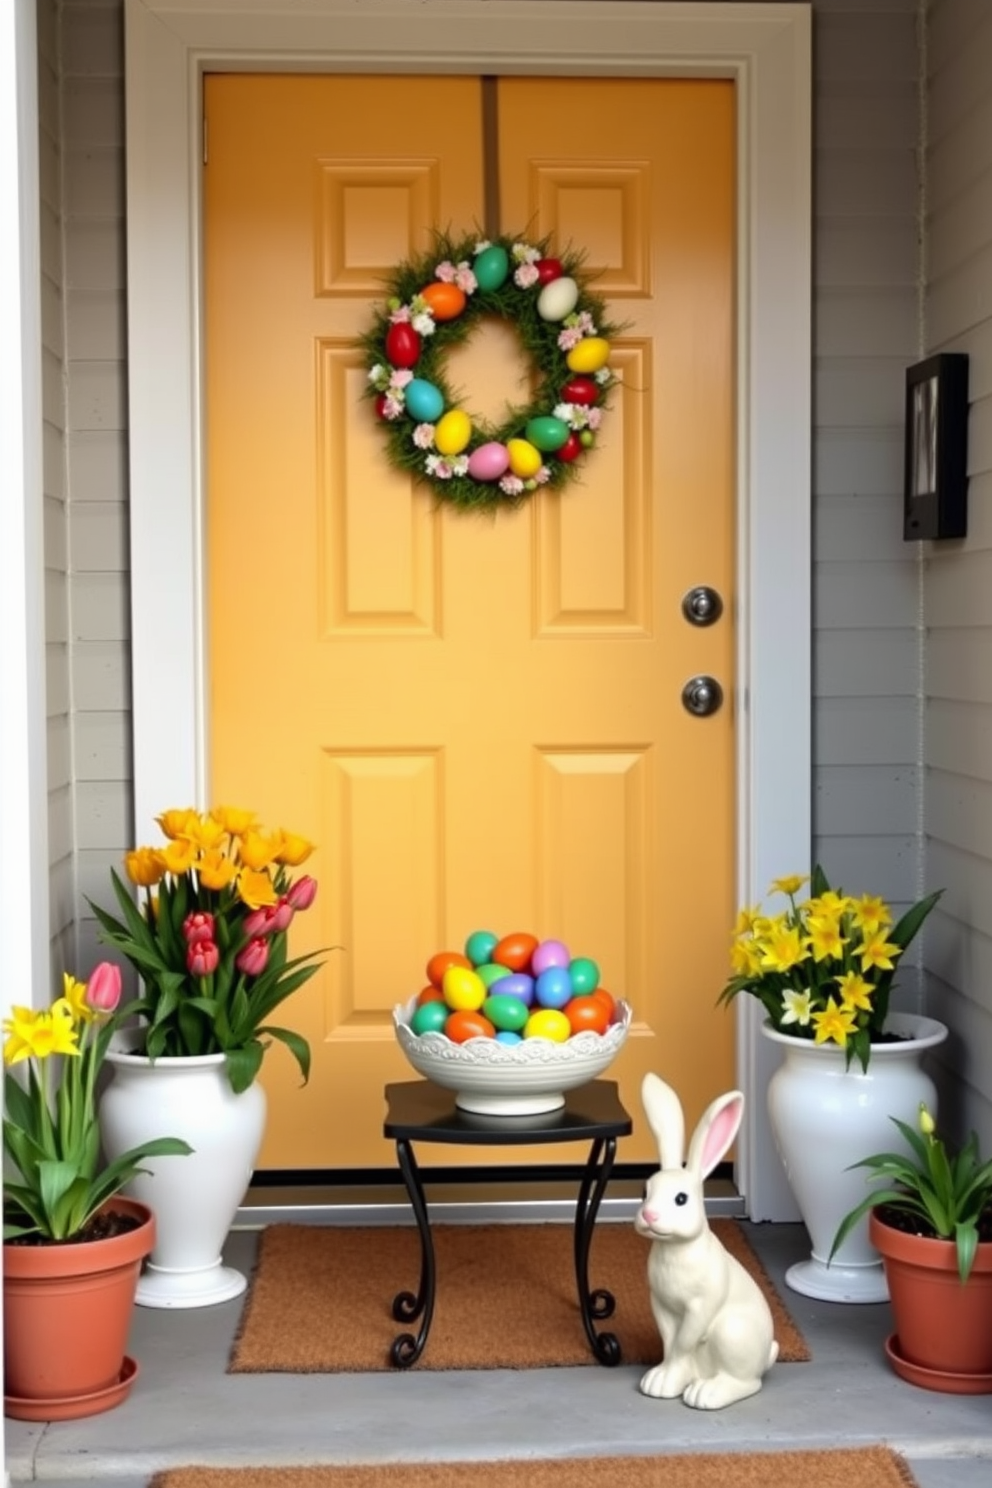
left=392, top=929, right=633, bottom=1116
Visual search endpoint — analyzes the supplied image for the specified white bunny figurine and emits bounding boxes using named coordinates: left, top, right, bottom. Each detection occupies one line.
left=634, top=1072, right=778, bottom=1409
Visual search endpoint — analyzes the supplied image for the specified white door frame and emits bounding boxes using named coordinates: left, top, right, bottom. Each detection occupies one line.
left=124, top=0, right=811, bottom=1220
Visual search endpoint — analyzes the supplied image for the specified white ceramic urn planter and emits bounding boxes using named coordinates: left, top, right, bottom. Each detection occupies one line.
left=762, top=1013, right=948, bottom=1304
left=99, top=1042, right=266, bottom=1309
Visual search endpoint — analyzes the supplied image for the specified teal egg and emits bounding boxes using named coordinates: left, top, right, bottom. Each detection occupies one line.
left=465, top=929, right=499, bottom=965
left=405, top=378, right=445, bottom=423
left=495, top=1029, right=523, bottom=1045
left=411, top=1000, right=449, bottom=1035
left=474, top=244, right=510, bottom=292
left=568, top=956, right=601, bottom=995
left=525, top=415, right=570, bottom=453
left=482, top=993, right=530, bottom=1034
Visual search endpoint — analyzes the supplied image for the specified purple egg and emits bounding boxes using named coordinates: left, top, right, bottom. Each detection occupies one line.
left=496, top=972, right=535, bottom=1006
left=467, top=441, right=510, bottom=482
left=535, top=965, right=572, bottom=1010
left=531, top=937, right=570, bottom=976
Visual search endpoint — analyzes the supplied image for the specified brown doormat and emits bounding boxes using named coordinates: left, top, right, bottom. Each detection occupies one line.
left=230, top=1221, right=809, bottom=1373
left=150, top=1447, right=918, bottom=1488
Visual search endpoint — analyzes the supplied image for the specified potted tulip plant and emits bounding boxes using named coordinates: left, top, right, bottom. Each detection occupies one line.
left=87, top=804, right=329, bottom=1309
left=3, top=963, right=190, bottom=1420
left=830, top=1104, right=992, bottom=1392
left=717, top=865, right=947, bottom=1303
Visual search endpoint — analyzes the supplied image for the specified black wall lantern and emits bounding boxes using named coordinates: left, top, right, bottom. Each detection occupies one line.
left=903, top=352, right=969, bottom=540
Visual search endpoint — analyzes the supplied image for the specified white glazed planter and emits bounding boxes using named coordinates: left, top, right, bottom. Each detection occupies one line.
left=762, top=1013, right=948, bottom=1304
left=99, top=1042, right=266, bottom=1309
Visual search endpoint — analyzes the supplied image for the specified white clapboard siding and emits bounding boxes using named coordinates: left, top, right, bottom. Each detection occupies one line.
left=924, top=0, right=992, bottom=1148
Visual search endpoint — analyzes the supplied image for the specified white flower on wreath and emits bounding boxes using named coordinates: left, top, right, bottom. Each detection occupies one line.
left=411, top=310, right=436, bottom=336
left=381, top=394, right=405, bottom=421
left=534, top=465, right=552, bottom=485
left=413, top=423, right=436, bottom=450
left=512, top=241, right=539, bottom=264
left=368, top=363, right=389, bottom=391
left=425, top=454, right=453, bottom=479
left=475, top=239, right=491, bottom=254
left=514, top=262, right=540, bottom=289
left=499, top=474, right=525, bottom=497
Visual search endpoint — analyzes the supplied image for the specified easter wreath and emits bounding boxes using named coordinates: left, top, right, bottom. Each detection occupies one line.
left=362, top=230, right=621, bottom=512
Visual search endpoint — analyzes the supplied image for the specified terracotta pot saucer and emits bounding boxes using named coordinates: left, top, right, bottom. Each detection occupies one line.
left=885, top=1335, right=992, bottom=1395
left=4, top=1355, right=139, bottom=1422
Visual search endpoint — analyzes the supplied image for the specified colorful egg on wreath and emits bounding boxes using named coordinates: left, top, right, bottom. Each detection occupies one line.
left=537, top=276, right=579, bottom=322
left=506, top=438, right=543, bottom=479
left=474, top=244, right=511, bottom=291
left=405, top=378, right=445, bottom=423
left=555, top=433, right=583, bottom=463
left=535, top=257, right=563, bottom=285
left=421, top=282, right=466, bottom=321
left=467, top=442, right=510, bottom=482
left=384, top=322, right=421, bottom=369
left=435, top=409, right=472, bottom=456
left=561, top=376, right=600, bottom=406
left=525, top=415, right=570, bottom=453
left=566, top=337, right=611, bottom=375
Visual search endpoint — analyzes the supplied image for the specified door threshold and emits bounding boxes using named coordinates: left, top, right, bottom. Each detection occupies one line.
left=235, top=1177, right=746, bottom=1228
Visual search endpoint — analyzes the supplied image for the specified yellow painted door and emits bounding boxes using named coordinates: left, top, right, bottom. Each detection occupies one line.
left=203, top=74, right=735, bottom=1171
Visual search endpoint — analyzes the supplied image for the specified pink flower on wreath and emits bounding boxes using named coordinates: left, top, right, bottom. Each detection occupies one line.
left=425, top=454, right=455, bottom=479
left=382, top=394, right=404, bottom=421
left=557, top=325, right=584, bottom=351
left=413, top=423, right=435, bottom=450
left=453, top=264, right=477, bottom=294
left=499, top=474, right=525, bottom=497
left=389, top=304, right=412, bottom=325
left=435, top=259, right=457, bottom=282
left=388, top=368, right=413, bottom=391
left=513, top=262, right=540, bottom=289
left=587, top=407, right=603, bottom=431
left=534, top=465, right=552, bottom=485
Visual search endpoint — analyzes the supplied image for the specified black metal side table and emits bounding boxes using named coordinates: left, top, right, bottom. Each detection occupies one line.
left=382, top=1078, right=632, bottom=1369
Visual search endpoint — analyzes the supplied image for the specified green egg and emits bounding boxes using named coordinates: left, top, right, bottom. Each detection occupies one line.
left=525, top=415, right=570, bottom=453
left=476, top=962, right=513, bottom=989
left=482, top=993, right=530, bottom=1033
left=474, top=244, right=510, bottom=292
left=411, top=1001, right=449, bottom=1036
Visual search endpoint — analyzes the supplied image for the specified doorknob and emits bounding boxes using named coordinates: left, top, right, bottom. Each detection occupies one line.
left=681, top=585, right=723, bottom=626
left=681, top=675, right=723, bottom=717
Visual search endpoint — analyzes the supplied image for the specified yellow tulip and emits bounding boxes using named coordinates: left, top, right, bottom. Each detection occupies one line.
left=124, top=846, right=167, bottom=887
left=274, top=830, right=315, bottom=867
left=237, top=867, right=279, bottom=911
left=155, top=808, right=198, bottom=840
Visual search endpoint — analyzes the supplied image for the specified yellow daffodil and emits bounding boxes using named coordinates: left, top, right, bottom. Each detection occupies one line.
left=196, top=846, right=239, bottom=892
left=771, top=874, right=808, bottom=897
left=183, top=813, right=227, bottom=852
left=848, top=893, right=892, bottom=934
left=806, top=914, right=848, bottom=963
left=806, top=890, right=850, bottom=917
left=730, top=937, right=765, bottom=976
left=835, top=970, right=874, bottom=1015
left=758, top=924, right=810, bottom=973
left=732, top=904, right=763, bottom=936
left=237, top=866, right=280, bottom=910
left=2, top=1005, right=80, bottom=1064
left=155, top=807, right=198, bottom=840
left=125, top=845, right=167, bottom=887
left=61, top=972, right=97, bottom=1025
left=811, top=997, right=858, bottom=1047
left=857, top=933, right=903, bottom=973
left=780, top=988, right=813, bottom=1026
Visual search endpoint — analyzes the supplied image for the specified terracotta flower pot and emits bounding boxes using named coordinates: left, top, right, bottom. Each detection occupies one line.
left=870, top=1208, right=992, bottom=1393
left=3, top=1196, right=154, bottom=1420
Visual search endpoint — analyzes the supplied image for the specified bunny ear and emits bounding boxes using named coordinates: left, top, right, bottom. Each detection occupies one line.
left=640, top=1072, right=685, bottom=1169
left=686, top=1090, right=745, bottom=1179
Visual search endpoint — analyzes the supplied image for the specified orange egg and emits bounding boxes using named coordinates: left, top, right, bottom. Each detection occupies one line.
left=426, top=950, right=472, bottom=988
left=492, top=932, right=539, bottom=972
left=416, top=985, right=446, bottom=1007
left=565, top=997, right=610, bottom=1037
left=421, top=282, right=466, bottom=321
left=445, top=1009, right=496, bottom=1043
left=589, top=988, right=617, bottom=1021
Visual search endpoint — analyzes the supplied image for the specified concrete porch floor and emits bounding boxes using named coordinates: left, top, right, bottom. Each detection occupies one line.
left=7, top=1218, right=992, bottom=1487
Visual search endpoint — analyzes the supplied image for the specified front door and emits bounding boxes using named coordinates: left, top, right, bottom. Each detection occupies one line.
left=203, top=73, right=736, bottom=1171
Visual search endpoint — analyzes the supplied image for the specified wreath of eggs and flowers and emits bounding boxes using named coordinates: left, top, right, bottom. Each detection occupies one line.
left=362, top=230, right=623, bottom=511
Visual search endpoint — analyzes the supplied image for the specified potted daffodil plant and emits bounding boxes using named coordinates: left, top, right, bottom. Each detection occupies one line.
left=831, top=1105, right=992, bottom=1390
left=86, top=804, right=329, bottom=1309
left=2, top=963, right=190, bottom=1418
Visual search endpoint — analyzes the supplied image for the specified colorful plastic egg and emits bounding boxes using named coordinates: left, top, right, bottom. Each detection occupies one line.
left=494, top=972, right=535, bottom=1005
left=525, top=416, right=570, bottom=453
left=446, top=1009, right=496, bottom=1042
left=435, top=409, right=472, bottom=456
left=476, top=962, right=513, bottom=989
left=426, top=950, right=471, bottom=988
left=555, top=432, right=583, bottom=463
left=566, top=337, right=610, bottom=374
left=590, top=988, right=617, bottom=1020
left=531, top=939, right=570, bottom=976
left=524, top=1008, right=571, bottom=1042
left=506, top=438, right=543, bottom=479
left=421, top=281, right=466, bottom=320
left=411, top=1000, right=449, bottom=1035
left=467, top=441, right=510, bottom=482
left=561, top=376, right=600, bottom=406
left=535, top=257, right=564, bottom=285
left=569, top=957, right=601, bottom=996
left=535, top=966, right=573, bottom=1010
left=465, top=929, right=499, bottom=965
left=537, top=275, right=579, bottom=322
left=495, top=1029, right=523, bottom=1046
left=385, top=322, right=422, bottom=369
left=482, top=993, right=529, bottom=1034
left=565, top=997, right=610, bottom=1037
left=474, top=244, right=510, bottom=291
left=442, top=964, right=487, bottom=1011
left=405, top=378, right=445, bottom=423
left=416, top=984, right=446, bottom=1007
left=492, top=931, right=539, bottom=971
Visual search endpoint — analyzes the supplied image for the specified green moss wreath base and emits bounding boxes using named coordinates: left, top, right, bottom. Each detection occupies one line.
left=362, top=230, right=621, bottom=512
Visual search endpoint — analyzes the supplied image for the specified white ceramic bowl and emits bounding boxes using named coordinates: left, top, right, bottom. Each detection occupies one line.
left=392, top=996, right=632, bottom=1115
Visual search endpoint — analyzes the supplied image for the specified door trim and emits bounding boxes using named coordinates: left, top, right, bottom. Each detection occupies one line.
left=123, top=0, right=811, bottom=1220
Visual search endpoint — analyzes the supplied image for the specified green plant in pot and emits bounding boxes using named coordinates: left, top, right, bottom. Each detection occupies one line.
left=2, top=963, right=191, bottom=1418
left=831, top=1103, right=992, bottom=1391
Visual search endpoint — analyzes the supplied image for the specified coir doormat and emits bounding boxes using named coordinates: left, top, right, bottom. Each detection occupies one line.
left=229, top=1220, right=809, bottom=1373
left=150, top=1447, right=919, bottom=1488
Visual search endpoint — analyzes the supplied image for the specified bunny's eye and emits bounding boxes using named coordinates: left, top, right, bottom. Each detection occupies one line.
left=675, top=1192, right=689, bottom=1207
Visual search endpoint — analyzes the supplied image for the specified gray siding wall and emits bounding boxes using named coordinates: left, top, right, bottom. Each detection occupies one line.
left=46, top=1, right=989, bottom=1136
left=923, top=0, right=992, bottom=1149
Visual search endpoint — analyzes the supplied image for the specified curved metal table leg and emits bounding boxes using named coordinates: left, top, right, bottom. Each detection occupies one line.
left=390, top=1138, right=435, bottom=1367
left=574, top=1134, right=622, bottom=1365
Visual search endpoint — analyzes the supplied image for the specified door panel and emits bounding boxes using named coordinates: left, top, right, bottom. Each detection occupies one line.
left=203, top=74, right=735, bottom=1170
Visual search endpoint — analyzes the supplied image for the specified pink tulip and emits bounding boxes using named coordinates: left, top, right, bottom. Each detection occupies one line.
left=86, top=961, right=122, bottom=1014
left=236, top=937, right=269, bottom=977
left=183, top=911, right=216, bottom=945
left=286, top=876, right=318, bottom=912
left=243, top=905, right=278, bottom=938
left=187, top=940, right=219, bottom=977
left=269, top=898, right=294, bottom=933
